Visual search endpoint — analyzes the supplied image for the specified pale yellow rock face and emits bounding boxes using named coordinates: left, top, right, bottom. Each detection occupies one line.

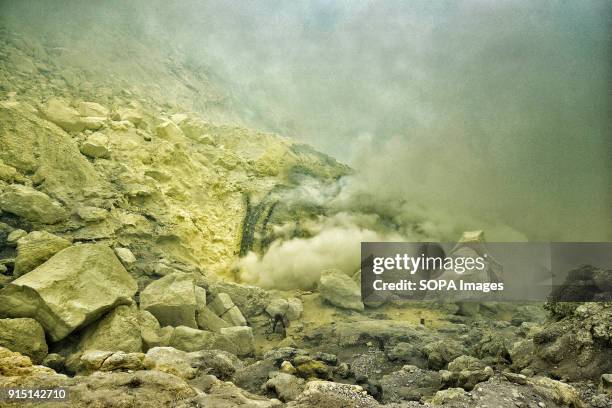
left=0, top=244, right=138, bottom=341
left=0, top=101, right=106, bottom=208
left=0, top=64, right=347, bottom=278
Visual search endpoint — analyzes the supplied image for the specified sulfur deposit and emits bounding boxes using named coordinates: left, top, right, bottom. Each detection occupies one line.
left=0, top=2, right=609, bottom=408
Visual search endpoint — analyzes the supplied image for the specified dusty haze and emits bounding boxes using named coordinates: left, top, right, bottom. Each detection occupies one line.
left=1, top=0, right=610, bottom=255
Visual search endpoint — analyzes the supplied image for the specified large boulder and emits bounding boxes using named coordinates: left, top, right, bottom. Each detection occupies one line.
left=264, top=372, right=305, bottom=402
left=318, top=269, right=364, bottom=311
left=234, top=358, right=278, bottom=394
left=424, top=339, right=467, bottom=370
left=220, top=326, right=255, bottom=357
left=288, top=381, right=379, bottom=407
left=440, top=355, right=494, bottom=391
left=78, top=304, right=142, bottom=353
left=143, top=347, right=197, bottom=379
left=169, top=326, right=217, bottom=352
left=0, top=184, right=67, bottom=224
left=0, top=244, right=137, bottom=341
left=0, top=318, right=48, bottom=363
left=13, top=231, right=71, bottom=277
left=266, top=298, right=303, bottom=322
left=187, top=349, right=243, bottom=380
left=140, top=273, right=197, bottom=328
left=208, top=281, right=270, bottom=319
left=380, top=365, right=441, bottom=403
left=143, top=346, right=242, bottom=381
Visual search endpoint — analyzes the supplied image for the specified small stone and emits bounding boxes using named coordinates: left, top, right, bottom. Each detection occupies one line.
left=117, top=108, right=144, bottom=126
left=42, top=353, right=65, bottom=372
left=99, top=351, right=144, bottom=372
left=80, top=133, right=110, bottom=158
left=78, top=101, right=109, bottom=117
left=114, top=247, right=136, bottom=266
left=335, top=362, right=351, bottom=378
left=431, top=388, right=466, bottom=405
left=295, top=359, right=331, bottom=380
left=77, top=206, right=108, bottom=222
left=313, top=352, right=337, bottom=365
left=156, top=120, right=184, bottom=141
left=280, top=360, right=297, bottom=375
left=6, top=229, right=27, bottom=245
left=600, top=373, right=612, bottom=395
left=504, top=372, right=528, bottom=385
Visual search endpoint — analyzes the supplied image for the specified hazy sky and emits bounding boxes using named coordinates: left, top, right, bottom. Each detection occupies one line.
left=2, top=0, right=611, bottom=241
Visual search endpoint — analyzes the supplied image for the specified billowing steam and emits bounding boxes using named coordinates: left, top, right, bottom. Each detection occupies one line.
left=239, top=213, right=403, bottom=290
left=2, top=1, right=610, bottom=290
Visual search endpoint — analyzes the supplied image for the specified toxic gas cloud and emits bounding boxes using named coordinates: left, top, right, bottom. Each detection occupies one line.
left=2, top=1, right=610, bottom=289
left=187, top=0, right=612, bottom=244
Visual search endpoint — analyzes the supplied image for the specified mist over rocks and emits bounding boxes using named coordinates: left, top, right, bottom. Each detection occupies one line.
left=0, top=1, right=609, bottom=407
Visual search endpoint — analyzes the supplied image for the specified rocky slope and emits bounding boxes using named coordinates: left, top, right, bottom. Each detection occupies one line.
left=0, top=19, right=610, bottom=408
